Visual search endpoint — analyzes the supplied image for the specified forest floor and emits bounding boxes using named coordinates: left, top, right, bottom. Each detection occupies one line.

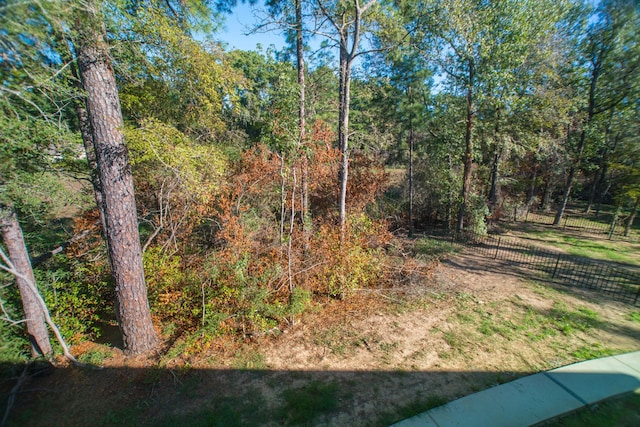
left=6, top=240, right=640, bottom=426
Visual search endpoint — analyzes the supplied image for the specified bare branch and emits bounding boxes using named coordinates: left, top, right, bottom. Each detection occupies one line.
left=0, top=247, right=83, bottom=366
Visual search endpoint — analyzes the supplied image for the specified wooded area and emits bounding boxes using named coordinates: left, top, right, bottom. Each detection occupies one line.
left=0, top=0, right=638, bottom=366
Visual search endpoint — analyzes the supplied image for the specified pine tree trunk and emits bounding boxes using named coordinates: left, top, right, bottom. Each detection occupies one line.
left=57, top=33, right=109, bottom=237
left=488, top=148, right=500, bottom=214
left=457, top=63, right=475, bottom=232
left=74, top=2, right=158, bottom=355
left=526, top=166, right=537, bottom=206
left=296, top=0, right=310, bottom=249
left=75, top=99, right=108, bottom=236
left=541, top=181, right=551, bottom=211
left=408, top=127, right=415, bottom=237
left=0, top=206, right=52, bottom=357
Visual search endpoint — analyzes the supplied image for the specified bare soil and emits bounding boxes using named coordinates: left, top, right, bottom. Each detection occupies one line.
left=5, top=251, right=640, bottom=426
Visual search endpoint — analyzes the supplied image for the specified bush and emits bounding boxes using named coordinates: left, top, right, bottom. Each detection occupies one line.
left=311, top=214, right=389, bottom=299
left=135, top=123, right=392, bottom=346
left=468, top=195, right=489, bottom=236
left=0, top=316, right=30, bottom=367
left=36, top=255, right=107, bottom=344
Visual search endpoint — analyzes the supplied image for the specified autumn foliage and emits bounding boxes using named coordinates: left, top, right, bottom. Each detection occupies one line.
left=126, top=120, right=392, bottom=341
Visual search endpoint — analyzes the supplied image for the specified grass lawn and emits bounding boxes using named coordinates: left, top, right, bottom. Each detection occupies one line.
left=541, top=390, right=640, bottom=427
left=515, top=229, right=640, bottom=268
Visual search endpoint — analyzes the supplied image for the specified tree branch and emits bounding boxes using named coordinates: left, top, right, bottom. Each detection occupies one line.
left=0, top=248, right=83, bottom=366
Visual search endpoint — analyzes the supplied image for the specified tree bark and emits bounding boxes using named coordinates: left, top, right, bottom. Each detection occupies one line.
left=541, top=180, right=551, bottom=211
left=585, top=171, right=599, bottom=215
left=488, top=108, right=502, bottom=214
left=0, top=206, right=52, bottom=357
left=586, top=112, right=613, bottom=214
left=337, top=33, right=351, bottom=236
left=74, top=2, right=158, bottom=355
left=296, top=0, right=310, bottom=249
left=553, top=163, right=576, bottom=225
left=447, top=153, right=454, bottom=229
left=408, top=125, right=415, bottom=237
left=54, top=30, right=108, bottom=236
left=333, top=0, right=376, bottom=237
left=526, top=165, right=538, bottom=206
left=488, top=148, right=501, bottom=214
left=457, top=62, right=475, bottom=232
left=75, top=96, right=108, bottom=236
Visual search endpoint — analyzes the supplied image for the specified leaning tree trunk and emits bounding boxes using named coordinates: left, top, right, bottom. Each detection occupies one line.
left=53, top=28, right=108, bottom=236
left=74, top=2, right=158, bottom=355
left=72, top=68, right=108, bottom=236
left=553, top=163, right=576, bottom=225
left=0, top=206, right=52, bottom=357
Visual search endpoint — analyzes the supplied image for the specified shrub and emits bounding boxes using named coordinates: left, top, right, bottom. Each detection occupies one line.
left=36, top=255, right=107, bottom=344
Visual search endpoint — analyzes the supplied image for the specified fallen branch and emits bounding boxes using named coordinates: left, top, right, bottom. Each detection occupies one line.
left=31, top=222, right=99, bottom=267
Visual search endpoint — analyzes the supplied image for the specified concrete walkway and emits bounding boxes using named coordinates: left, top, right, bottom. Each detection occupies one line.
left=391, top=351, right=640, bottom=427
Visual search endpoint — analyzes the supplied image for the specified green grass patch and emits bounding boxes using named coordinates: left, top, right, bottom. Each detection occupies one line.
left=415, top=238, right=459, bottom=259
left=278, top=380, right=339, bottom=425
left=231, top=347, right=266, bottom=369
left=78, top=348, right=113, bottom=365
left=570, top=343, right=617, bottom=360
left=522, top=231, right=640, bottom=266
left=549, top=304, right=599, bottom=335
left=313, top=325, right=374, bottom=356
left=376, top=393, right=448, bottom=426
left=101, top=402, right=145, bottom=426
left=155, top=391, right=267, bottom=427
left=521, top=303, right=599, bottom=340
left=477, top=316, right=518, bottom=338
left=625, top=311, right=640, bottom=324
left=542, top=389, right=640, bottom=426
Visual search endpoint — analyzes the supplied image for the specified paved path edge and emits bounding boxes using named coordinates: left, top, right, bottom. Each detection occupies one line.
left=390, top=350, right=640, bottom=427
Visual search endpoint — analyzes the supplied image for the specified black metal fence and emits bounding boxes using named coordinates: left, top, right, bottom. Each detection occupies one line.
left=438, top=230, right=640, bottom=305
left=520, top=211, right=639, bottom=242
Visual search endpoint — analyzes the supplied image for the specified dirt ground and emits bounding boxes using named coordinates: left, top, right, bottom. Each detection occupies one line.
left=6, top=251, right=640, bottom=426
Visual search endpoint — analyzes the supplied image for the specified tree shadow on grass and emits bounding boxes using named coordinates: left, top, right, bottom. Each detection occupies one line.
left=1, top=363, right=529, bottom=427
left=3, top=361, right=640, bottom=427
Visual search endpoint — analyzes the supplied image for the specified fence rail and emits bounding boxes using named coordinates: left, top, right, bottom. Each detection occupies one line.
left=434, top=230, right=640, bottom=305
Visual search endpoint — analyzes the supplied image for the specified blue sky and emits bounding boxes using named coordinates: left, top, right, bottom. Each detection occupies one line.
left=216, top=2, right=287, bottom=51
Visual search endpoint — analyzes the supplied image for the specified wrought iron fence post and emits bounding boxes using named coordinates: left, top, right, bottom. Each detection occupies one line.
left=563, top=215, right=569, bottom=231
left=494, top=237, right=501, bottom=259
